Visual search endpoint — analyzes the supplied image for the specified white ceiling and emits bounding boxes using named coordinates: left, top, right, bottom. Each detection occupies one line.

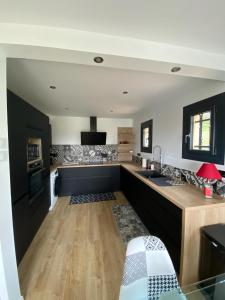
left=7, top=58, right=218, bottom=118
left=1, top=0, right=225, bottom=54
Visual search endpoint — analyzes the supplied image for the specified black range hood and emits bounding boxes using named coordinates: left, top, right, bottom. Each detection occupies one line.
left=81, top=116, right=106, bottom=145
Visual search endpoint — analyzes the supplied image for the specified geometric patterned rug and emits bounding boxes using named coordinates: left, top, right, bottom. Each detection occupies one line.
left=70, top=191, right=116, bottom=205
left=112, top=204, right=149, bottom=246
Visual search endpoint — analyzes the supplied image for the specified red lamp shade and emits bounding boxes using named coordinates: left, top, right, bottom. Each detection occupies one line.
left=196, top=163, right=222, bottom=180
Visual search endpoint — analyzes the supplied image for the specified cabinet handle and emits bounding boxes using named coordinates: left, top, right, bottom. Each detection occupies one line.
left=211, top=241, right=218, bottom=248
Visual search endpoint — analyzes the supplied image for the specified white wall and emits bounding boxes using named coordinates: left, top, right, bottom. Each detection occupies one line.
left=133, top=79, right=225, bottom=172
left=0, top=56, right=22, bottom=299
left=50, top=116, right=133, bottom=145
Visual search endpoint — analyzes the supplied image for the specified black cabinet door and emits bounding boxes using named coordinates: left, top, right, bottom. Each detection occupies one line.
left=12, top=194, right=31, bottom=264
left=12, top=176, right=50, bottom=264
left=7, top=90, right=28, bottom=203
left=120, top=167, right=136, bottom=205
left=29, top=175, right=50, bottom=238
left=24, top=97, right=50, bottom=177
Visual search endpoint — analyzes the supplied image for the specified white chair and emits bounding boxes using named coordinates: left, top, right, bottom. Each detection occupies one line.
left=119, top=236, right=180, bottom=300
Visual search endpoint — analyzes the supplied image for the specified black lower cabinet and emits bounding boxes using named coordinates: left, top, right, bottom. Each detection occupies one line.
left=121, top=166, right=182, bottom=273
left=12, top=194, right=31, bottom=264
left=58, top=166, right=120, bottom=196
left=12, top=176, right=50, bottom=264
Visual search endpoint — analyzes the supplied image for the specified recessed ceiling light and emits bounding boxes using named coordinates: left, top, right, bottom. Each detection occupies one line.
left=171, top=66, right=181, bottom=73
left=110, top=109, right=114, bottom=113
left=94, top=56, right=104, bottom=63
left=49, top=85, right=56, bottom=89
left=64, top=107, right=69, bottom=111
left=123, top=91, right=128, bottom=94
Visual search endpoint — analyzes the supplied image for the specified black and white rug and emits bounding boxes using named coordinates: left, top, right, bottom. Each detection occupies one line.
left=70, top=192, right=116, bottom=204
left=112, top=204, right=149, bottom=245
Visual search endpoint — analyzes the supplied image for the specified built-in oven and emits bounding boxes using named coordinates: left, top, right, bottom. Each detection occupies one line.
left=27, top=137, right=42, bottom=162
left=27, top=160, right=45, bottom=204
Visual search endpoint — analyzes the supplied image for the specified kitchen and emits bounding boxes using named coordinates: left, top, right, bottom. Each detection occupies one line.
left=1, top=2, right=225, bottom=299
left=5, top=56, right=225, bottom=299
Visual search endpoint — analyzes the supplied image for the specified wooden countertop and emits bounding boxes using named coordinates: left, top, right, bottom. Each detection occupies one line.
left=50, top=162, right=120, bottom=173
left=122, top=163, right=225, bottom=210
left=51, top=161, right=225, bottom=210
left=57, top=162, right=121, bottom=168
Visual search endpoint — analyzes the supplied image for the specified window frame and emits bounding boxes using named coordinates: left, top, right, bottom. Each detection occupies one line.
left=141, top=119, right=153, bottom=153
left=182, top=93, right=225, bottom=164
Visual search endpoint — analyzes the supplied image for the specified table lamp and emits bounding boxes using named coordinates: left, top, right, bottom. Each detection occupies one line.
left=196, top=163, right=222, bottom=198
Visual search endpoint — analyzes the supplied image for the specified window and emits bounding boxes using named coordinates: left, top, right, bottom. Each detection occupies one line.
left=141, top=119, right=153, bottom=153
left=190, top=111, right=211, bottom=151
left=182, top=92, right=225, bottom=164
left=143, top=127, right=149, bottom=147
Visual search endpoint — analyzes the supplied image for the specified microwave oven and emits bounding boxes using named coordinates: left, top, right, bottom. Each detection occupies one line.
left=27, top=143, right=40, bottom=162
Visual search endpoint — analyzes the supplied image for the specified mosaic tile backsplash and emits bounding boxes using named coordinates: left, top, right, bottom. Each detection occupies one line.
left=50, top=147, right=225, bottom=197
left=50, top=144, right=118, bottom=164
left=132, top=155, right=225, bottom=197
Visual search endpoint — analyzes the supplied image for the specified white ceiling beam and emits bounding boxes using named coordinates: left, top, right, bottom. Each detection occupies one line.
left=1, top=22, right=225, bottom=81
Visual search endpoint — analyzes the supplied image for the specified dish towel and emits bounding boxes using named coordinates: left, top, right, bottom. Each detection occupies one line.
left=119, top=236, right=181, bottom=300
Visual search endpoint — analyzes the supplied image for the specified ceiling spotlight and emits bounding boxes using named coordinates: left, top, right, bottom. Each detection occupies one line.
left=49, top=85, right=56, bottom=89
left=123, top=91, right=128, bottom=94
left=171, top=66, right=181, bottom=73
left=94, top=56, right=104, bottom=63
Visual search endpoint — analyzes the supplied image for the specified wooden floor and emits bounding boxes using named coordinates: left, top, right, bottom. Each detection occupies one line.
left=18, top=192, right=127, bottom=300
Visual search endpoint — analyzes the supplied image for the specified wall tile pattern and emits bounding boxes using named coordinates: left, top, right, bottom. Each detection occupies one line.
left=51, top=144, right=118, bottom=164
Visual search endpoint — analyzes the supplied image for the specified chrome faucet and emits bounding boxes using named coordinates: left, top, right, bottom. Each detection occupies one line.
left=152, top=145, right=162, bottom=171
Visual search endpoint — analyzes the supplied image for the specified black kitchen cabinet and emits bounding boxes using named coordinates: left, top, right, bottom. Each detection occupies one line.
left=12, top=194, right=31, bottom=264
left=58, top=166, right=120, bottom=196
left=7, top=90, right=50, bottom=264
left=120, top=166, right=182, bottom=273
left=7, top=91, right=28, bottom=202
left=7, top=90, right=50, bottom=203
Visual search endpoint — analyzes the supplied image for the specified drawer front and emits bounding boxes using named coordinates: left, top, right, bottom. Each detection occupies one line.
left=144, top=203, right=182, bottom=247
left=139, top=209, right=181, bottom=273
left=118, top=153, right=132, bottom=161
left=118, top=144, right=133, bottom=153
left=59, top=166, right=112, bottom=178
left=151, top=188, right=182, bottom=222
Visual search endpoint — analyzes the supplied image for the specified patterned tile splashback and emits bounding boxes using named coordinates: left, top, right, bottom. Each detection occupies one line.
left=50, top=144, right=118, bottom=164
left=132, top=155, right=225, bottom=197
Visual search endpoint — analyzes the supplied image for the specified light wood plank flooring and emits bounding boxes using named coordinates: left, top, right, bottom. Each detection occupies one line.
left=18, top=192, right=127, bottom=300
